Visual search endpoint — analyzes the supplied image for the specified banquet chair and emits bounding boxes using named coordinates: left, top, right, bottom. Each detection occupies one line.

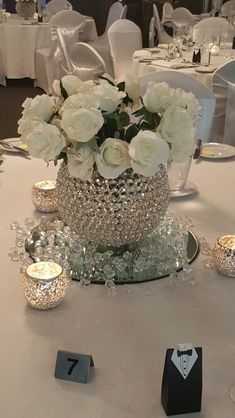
left=149, top=16, right=156, bottom=48
left=59, top=42, right=107, bottom=81
left=162, top=2, right=174, bottom=24
left=221, top=0, right=235, bottom=16
left=50, top=9, right=85, bottom=28
left=140, top=71, right=216, bottom=142
left=193, top=17, right=232, bottom=43
left=211, top=60, right=235, bottom=145
left=46, top=0, right=70, bottom=16
left=0, top=49, right=6, bottom=86
left=171, top=7, right=194, bottom=27
left=153, top=3, right=173, bottom=44
left=34, top=26, right=58, bottom=93
left=108, top=19, right=142, bottom=81
left=104, top=2, right=127, bottom=33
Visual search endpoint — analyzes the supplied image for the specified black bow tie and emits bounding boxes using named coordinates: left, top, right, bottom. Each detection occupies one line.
left=177, top=349, right=193, bottom=357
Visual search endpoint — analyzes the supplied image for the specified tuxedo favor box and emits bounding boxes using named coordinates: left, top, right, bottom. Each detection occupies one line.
left=161, top=347, right=202, bottom=416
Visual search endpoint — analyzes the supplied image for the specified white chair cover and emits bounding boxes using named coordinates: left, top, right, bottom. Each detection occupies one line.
left=153, top=3, right=173, bottom=44
left=104, top=2, right=126, bottom=33
left=108, top=19, right=142, bottom=81
left=62, top=42, right=107, bottom=81
left=140, top=71, right=216, bottom=142
left=162, top=2, right=174, bottom=24
left=193, top=17, right=232, bottom=43
left=34, top=26, right=58, bottom=93
left=149, top=16, right=155, bottom=48
left=0, top=49, right=6, bottom=86
left=212, top=61, right=235, bottom=145
left=171, top=7, right=194, bottom=27
left=221, top=0, right=235, bottom=16
left=46, top=0, right=69, bottom=16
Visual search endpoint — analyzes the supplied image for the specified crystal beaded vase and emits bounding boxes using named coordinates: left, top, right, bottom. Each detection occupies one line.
left=16, top=1, right=36, bottom=19
left=56, top=163, right=169, bottom=247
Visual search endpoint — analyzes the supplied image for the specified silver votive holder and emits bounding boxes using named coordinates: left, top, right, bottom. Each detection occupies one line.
left=212, top=235, right=235, bottom=278
left=21, top=261, right=70, bottom=310
left=32, top=180, right=58, bottom=213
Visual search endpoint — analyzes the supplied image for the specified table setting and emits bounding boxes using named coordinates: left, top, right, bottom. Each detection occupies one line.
left=1, top=72, right=235, bottom=418
left=133, top=38, right=235, bottom=89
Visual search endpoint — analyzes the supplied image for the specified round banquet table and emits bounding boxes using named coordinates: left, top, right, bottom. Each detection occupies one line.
left=0, top=16, right=51, bottom=79
left=133, top=48, right=235, bottom=89
left=0, top=151, right=235, bottom=418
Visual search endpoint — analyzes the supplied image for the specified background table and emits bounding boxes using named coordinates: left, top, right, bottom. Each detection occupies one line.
left=133, top=48, right=235, bottom=88
left=0, top=16, right=51, bottom=79
left=0, top=152, right=235, bottom=417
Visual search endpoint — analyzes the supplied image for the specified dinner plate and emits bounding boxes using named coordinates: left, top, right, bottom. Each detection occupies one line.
left=201, top=143, right=235, bottom=159
left=195, top=66, right=217, bottom=73
left=0, top=138, right=28, bottom=153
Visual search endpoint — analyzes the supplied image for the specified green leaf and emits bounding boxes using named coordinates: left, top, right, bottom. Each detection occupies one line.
left=119, top=111, right=130, bottom=127
left=98, top=75, right=115, bottom=86
left=140, top=121, right=152, bottom=130
left=132, top=107, right=144, bottom=117
left=117, top=81, right=125, bottom=91
left=60, top=81, right=68, bottom=100
left=124, top=124, right=139, bottom=143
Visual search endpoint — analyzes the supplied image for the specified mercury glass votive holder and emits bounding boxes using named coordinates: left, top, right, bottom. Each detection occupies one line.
left=212, top=235, right=235, bottom=278
left=32, top=180, right=58, bottom=213
left=21, top=261, right=70, bottom=310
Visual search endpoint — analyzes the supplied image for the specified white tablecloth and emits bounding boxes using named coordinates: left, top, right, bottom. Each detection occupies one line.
left=0, top=152, right=235, bottom=418
left=0, top=16, right=51, bottom=78
left=133, top=48, right=235, bottom=89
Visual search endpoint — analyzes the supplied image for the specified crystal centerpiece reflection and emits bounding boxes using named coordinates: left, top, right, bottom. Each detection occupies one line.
left=25, top=211, right=198, bottom=284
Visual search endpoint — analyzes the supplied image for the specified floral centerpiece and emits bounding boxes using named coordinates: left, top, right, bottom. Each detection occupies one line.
left=15, top=0, right=37, bottom=19
left=18, top=75, right=200, bottom=246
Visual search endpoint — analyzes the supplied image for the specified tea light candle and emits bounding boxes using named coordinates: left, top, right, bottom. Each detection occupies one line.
left=21, top=261, right=70, bottom=309
left=212, top=235, right=235, bottom=277
left=210, top=45, right=220, bottom=56
left=32, top=180, right=58, bottom=213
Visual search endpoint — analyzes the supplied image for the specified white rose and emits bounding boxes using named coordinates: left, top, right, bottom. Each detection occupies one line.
left=21, top=94, right=55, bottom=122
left=93, top=80, right=126, bottom=113
left=159, top=104, right=194, bottom=143
left=143, top=81, right=173, bottom=113
left=75, top=80, right=95, bottom=94
left=96, top=138, right=131, bottom=179
left=172, top=89, right=201, bottom=122
left=67, top=145, right=95, bottom=180
left=61, top=107, right=104, bottom=143
left=128, top=130, right=169, bottom=177
left=52, top=75, right=82, bottom=97
left=123, top=73, right=140, bottom=104
left=27, top=123, right=66, bottom=162
left=159, top=105, right=195, bottom=162
left=170, top=133, right=195, bottom=163
left=17, top=116, right=40, bottom=143
left=60, top=92, right=99, bottom=113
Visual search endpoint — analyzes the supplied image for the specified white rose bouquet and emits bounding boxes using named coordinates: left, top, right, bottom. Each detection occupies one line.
left=18, top=75, right=200, bottom=180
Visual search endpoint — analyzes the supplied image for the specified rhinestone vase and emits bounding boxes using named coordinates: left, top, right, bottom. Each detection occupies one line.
left=56, top=163, right=169, bottom=247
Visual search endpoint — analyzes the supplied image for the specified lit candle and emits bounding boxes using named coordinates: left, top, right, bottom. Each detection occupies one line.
left=21, top=261, right=70, bottom=309
left=32, top=180, right=58, bottom=213
left=212, top=235, right=235, bottom=277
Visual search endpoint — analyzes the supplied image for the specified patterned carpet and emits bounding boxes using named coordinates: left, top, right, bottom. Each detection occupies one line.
left=0, top=79, right=43, bottom=141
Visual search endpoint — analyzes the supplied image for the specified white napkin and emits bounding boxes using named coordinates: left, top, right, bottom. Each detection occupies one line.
left=150, top=60, right=174, bottom=68
left=157, top=44, right=169, bottom=50
left=133, top=49, right=151, bottom=59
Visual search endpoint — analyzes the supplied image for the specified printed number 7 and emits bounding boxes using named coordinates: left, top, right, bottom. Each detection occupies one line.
left=67, top=358, right=79, bottom=375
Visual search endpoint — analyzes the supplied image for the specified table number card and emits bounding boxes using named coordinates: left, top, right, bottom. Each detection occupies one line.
left=54, top=351, right=94, bottom=384
left=161, top=343, right=202, bottom=416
